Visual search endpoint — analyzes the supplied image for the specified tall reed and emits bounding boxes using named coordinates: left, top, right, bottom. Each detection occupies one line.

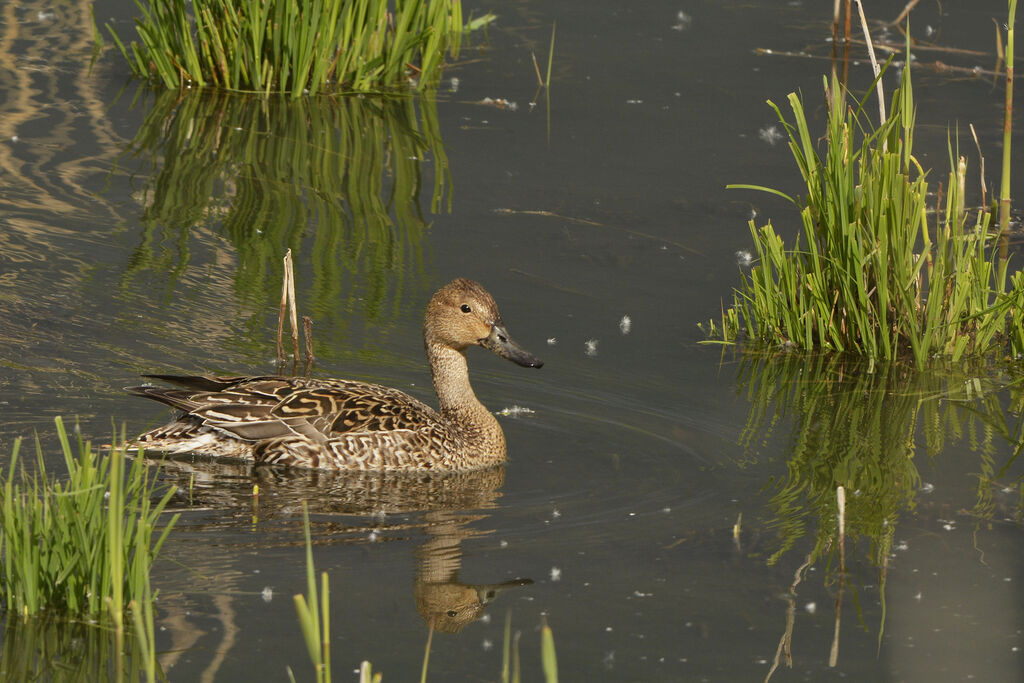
left=1000, top=0, right=1017, bottom=237
left=104, top=0, right=476, bottom=96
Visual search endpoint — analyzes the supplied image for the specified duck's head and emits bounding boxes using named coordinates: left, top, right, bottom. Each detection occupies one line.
left=424, top=278, right=543, bottom=368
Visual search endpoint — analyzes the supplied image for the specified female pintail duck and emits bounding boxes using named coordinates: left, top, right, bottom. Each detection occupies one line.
left=128, top=279, right=542, bottom=471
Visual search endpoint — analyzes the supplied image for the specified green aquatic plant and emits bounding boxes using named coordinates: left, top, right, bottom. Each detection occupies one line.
left=501, top=611, right=519, bottom=683
left=286, top=503, right=382, bottom=683
left=359, top=661, right=383, bottom=683
left=0, top=418, right=178, bottom=618
left=286, top=504, right=557, bottom=682
left=717, top=58, right=1024, bottom=367
left=499, top=611, right=559, bottom=683
left=103, top=0, right=485, bottom=96
left=291, top=503, right=333, bottom=683
left=540, top=616, right=558, bottom=683
left=0, top=418, right=177, bottom=682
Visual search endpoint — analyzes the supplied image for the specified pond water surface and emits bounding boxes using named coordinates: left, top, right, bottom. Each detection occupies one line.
left=1, top=0, right=1023, bottom=681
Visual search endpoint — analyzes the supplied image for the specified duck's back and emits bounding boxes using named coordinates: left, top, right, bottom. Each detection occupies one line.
left=129, top=374, right=467, bottom=469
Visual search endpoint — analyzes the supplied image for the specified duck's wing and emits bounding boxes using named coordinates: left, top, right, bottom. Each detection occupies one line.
left=128, top=375, right=442, bottom=444
left=139, top=374, right=259, bottom=392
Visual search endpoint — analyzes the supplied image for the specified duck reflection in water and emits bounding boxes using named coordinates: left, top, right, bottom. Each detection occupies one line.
left=149, top=457, right=533, bottom=678
left=415, top=509, right=532, bottom=634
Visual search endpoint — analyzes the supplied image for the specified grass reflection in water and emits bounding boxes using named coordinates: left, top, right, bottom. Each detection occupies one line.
left=739, top=353, right=1024, bottom=564
left=116, top=88, right=451, bottom=330
left=734, top=352, right=1024, bottom=668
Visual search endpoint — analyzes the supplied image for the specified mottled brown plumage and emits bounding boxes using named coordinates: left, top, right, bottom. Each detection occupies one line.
left=127, top=279, right=542, bottom=470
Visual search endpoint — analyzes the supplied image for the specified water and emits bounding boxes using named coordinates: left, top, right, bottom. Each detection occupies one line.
left=1, top=0, right=1023, bottom=680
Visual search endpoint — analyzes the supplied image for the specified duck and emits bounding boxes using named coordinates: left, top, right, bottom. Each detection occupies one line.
left=127, top=278, right=543, bottom=471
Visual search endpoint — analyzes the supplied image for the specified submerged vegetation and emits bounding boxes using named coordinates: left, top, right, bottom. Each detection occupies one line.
left=714, top=62, right=1024, bottom=367
left=104, top=0, right=486, bottom=95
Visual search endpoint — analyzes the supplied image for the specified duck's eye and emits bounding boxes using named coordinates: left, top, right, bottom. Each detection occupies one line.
left=460, top=304, right=472, bottom=313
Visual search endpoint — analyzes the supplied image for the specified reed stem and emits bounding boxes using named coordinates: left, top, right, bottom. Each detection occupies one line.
left=1000, top=0, right=1017, bottom=242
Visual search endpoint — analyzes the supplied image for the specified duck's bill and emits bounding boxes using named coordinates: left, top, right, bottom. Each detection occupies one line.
left=481, top=325, right=544, bottom=368
left=476, top=578, right=534, bottom=604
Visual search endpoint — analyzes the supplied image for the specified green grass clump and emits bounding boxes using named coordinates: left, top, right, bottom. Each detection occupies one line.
left=104, top=0, right=485, bottom=96
left=0, top=418, right=178, bottom=619
left=716, top=62, right=1024, bottom=367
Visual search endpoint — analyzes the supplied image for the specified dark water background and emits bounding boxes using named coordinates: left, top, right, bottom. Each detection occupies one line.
left=0, top=0, right=1022, bottom=680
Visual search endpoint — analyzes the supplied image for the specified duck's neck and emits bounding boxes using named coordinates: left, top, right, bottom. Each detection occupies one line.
left=426, top=343, right=505, bottom=457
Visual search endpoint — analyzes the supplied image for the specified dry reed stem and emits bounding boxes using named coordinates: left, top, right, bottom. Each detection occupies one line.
left=277, top=253, right=288, bottom=361
left=303, top=316, right=315, bottom=365
left=1000, top=1, right=1016, bottom=240
left=277, top=249, right=301, bottom=362
left=873, top=41, right=989, bottom=57
left=831, top=0, right=852, bottom=47
left=886, top=0, right=921, bottom=27
left=845, top=0, right=852, bottom=45
left=854, top=0, right=887, bottom=126
left=287, top=252, right=299, bottom=361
